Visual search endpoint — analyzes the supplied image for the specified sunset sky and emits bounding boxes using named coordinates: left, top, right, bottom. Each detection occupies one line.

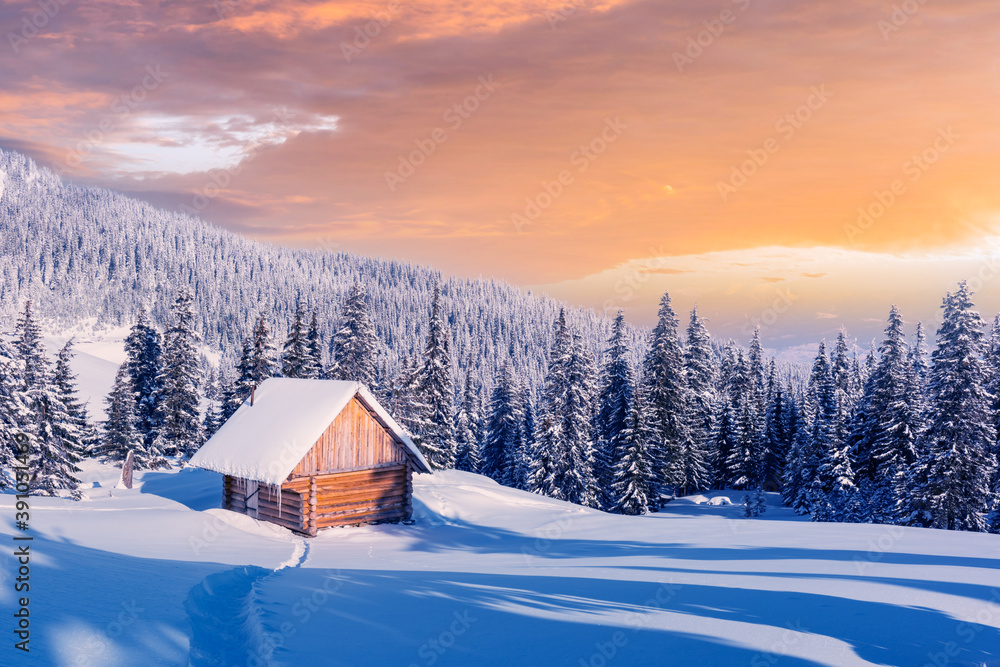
left=3, top=0, right=1000, bottom=348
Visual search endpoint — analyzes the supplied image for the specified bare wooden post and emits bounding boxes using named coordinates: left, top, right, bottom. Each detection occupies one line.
left=121, top=450, right=135, bottom=489
left=309, top=476, right=318, bottom=537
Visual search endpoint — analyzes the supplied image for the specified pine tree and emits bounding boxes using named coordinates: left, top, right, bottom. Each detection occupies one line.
left=612, top=388, right=654, bottom=515
left=94, top=364, right=143, bottom=464
left=14, top=302, right=81, bottom=497
left=412, top=285, right=456, bottom=469
left=249, top=314, right=279, bottom=383
left=850, top=306, right=923, bottom=522
left=676, top=307, right=715, bottom=495
left=763, top=366, right=791, bottom=490
left=515, top=395, right=535, bottom=491
left=728, top=396, right=765, bottom=491
left=711, top=397, right=738, bottom=490
left=482, top=363, right=521, bottom=484
left=806, top=342, right=855, bottom=521
left=221, top=338, right=254, bottom=421
left=304, top=308, right=323, bottom=379
left=594, top=312, right=635, bottom=508
left=642, top=293, right=688, bottom=503
left=903, top=283, right=996, bottom=531
left=281, top=297, right=310, bottom=378
left=123, top=308, right=163, bottom=449
left=0, top=355, right=32, bottom=489
left=155, top=291, right=205, bottom=458
left=782, top=403, right=813, bottom=513
left=328, top=283, right=378, bottom=386
left=52, top=339, right=93, bottom=461
left=530, top=310, right=599, bottom=507
left=454, top=374, right=481, bottom=473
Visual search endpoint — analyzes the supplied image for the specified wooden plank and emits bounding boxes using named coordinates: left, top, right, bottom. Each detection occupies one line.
left=257, top=511, right=304, bottom=531
left=318, top=500, right=407, bottom=519
left=316, top=506, right=408, bottom=528
left=258, top=497, right=304, bottom=514
left=286, top=463, right=407, bottom=488
left=291, top=396, right=407, bottom=478
left=315, top=493, right=407, bottom=513
left=309, top=477, right=318, bottom=538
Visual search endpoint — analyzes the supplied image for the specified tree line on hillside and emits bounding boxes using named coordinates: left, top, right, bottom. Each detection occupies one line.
left=3, top=279, right=998, bottom=535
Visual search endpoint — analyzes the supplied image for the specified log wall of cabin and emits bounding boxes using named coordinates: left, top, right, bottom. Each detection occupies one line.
left=284, top=463, right=412, bottom=530
left=291, top=397, right=405, bottom=477
left=224, top=475, right=308, bottom=533
left=225, top=464, right=413, bottom=534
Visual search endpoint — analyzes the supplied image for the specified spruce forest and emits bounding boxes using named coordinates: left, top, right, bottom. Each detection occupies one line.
left=2, top=150, right=998, bottom=534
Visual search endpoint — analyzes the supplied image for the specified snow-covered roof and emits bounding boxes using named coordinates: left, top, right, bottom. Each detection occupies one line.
left=189, top=378, right=430, bottom=485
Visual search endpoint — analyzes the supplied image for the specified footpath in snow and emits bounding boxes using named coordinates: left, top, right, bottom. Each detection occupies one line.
left=1, top=464, right=999, bottom=666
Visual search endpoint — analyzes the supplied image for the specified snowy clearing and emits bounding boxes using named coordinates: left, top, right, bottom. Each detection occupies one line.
left=2, top=465, right=999, bottom=666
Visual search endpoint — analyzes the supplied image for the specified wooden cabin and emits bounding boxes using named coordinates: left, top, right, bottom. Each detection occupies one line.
left=189, top=378, right=431, bottom=535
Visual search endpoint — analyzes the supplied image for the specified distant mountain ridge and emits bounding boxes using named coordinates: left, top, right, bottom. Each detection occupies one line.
left=0, top=149, right=644, bottom=393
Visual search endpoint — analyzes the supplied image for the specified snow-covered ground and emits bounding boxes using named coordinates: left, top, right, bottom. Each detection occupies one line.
left=2, top=464, right=999, bottom=666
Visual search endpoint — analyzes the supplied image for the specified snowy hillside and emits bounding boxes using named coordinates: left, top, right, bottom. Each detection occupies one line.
left=2, top=464, right=998, bottom=666
left=0, top=148, right=644, bottom=394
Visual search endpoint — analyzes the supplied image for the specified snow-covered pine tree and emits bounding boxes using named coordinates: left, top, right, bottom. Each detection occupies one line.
left=52, top=339, right=93, bottom=461
left=849, top=306, right=923, bottom=522
left=594, top=311, right=635, bottom=508
left=711, top=396, right=738, bottom=490
left=782, top=402, right=813, bottom=513
left=94, top=364, right=143, bottom=464
left=454, top=374, right=481, bottom=473
left=155, top=291, right=205, bottom=458
left=123, top=308, right=163, bottom=449
left=530, top=310, right=599, bottom=507
left=515, top=394, right=535, bottom=491
left=249, top=314, right=279, bottom=384
left=482, top=362, right=521, bottom=484
left=806, top=342, right=855, bottom=522
left=412, top=286, right=456, bottom=469
left=612, top=387, right=654, bottom=516
left=903, top=283, right=996, bottom=531
left=676, top=307, right=715, bottom=496
left=14, top=303, right=81, bottom=497
left=909, top=321, right=929, bottom=390
left=0, top=354, right=32, bottom=489
left=763, top=365, right=791, bottom=490
left=221, top=338, right=254, bottom=422
left=304, top=308, right=323, bottom=379
left=728, top=396, right=765, bottom=491
left=328, top=283, right=379, bottom=387
left=281, top=297, right=310, bottom=378
left=642, top=293, right=688, bottom=504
